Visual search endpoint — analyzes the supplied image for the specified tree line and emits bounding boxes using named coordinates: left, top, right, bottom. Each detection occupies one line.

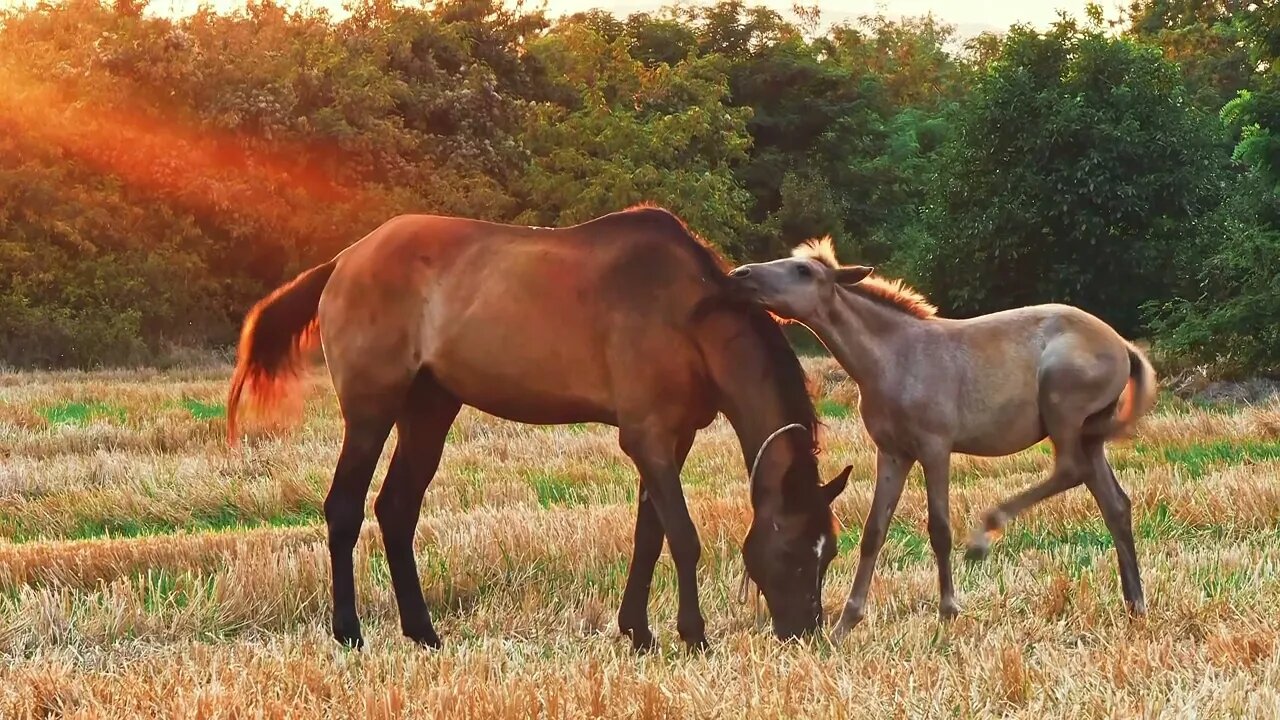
left=0, top=0, right=1276, bottom=374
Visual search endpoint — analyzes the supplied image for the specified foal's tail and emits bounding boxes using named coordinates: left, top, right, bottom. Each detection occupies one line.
left=1088, top=342, right=1158, bottom=441
left=226, top=260, right=337, bottom=446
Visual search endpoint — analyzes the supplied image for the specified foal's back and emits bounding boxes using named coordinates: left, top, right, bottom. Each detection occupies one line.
left=936, top=303, right=1133, bottom=455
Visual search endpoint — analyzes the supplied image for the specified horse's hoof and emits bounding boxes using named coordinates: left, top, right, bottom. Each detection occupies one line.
left=830, top=609, right=864, bottom=642
left=334, top=630, right=364, bottom=650
left=939, top=601, right=961, bottom=621
left=964, top=544, right=989, bottom=563
left=405, top=629, right=442, bottom=649
left=683, top=636, right=710, bottom=654
left=624, top=627, right=657, bottom=654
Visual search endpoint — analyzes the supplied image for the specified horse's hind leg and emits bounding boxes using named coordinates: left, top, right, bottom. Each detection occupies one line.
left=617, top=431, right=692, bottom=652
left=964, top=465, right=1084, bottom=561
left=1083, top=438, right=1145, bottom=616
left=373, top=372, right=461, bottom=647
left=327, top=416, right=396, bottom=648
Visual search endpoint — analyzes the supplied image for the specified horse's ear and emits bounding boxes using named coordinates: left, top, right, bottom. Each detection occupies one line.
left=821, top=465, right=853, bottom=505
left=834, top=266, right=873, bottom=286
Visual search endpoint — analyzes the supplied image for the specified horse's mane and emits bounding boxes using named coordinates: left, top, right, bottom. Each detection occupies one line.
left=608, top=204, right=821, bottom=458
left=794, top=236, right=938, bottom=319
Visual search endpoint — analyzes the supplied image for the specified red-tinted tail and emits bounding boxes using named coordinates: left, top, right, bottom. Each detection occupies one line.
left=1085, top=343, right=1158, bottom=441
left=226, top=261, right=337, bottom=445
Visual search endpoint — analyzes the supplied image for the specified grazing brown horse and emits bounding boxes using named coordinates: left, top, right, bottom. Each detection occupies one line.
left=226, top=207, right=851, bottom=650
left=729, top=238, right=1157, bottom=638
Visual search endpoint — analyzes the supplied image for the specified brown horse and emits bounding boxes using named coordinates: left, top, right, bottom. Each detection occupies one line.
left=728, top=238, right=1157, bottom=638
left=226, top=207, right=851, bottom=651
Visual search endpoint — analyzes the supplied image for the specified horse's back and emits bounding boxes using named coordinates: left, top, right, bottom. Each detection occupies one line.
left=317, top=211, right=720, bottom=426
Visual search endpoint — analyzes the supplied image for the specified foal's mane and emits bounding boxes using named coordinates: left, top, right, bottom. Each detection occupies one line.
left=610, top=204, right=821, bottom=457
left=794, top=237, right=938, bottom=319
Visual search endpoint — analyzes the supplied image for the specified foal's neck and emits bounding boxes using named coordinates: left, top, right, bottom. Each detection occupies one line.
left=808, top=287, right=921, bottom=387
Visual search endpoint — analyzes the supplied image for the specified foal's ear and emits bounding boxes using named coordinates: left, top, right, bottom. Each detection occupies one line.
left=821, top=465, right=853, bottom=505
left=834, top=266, right=873, bottom=286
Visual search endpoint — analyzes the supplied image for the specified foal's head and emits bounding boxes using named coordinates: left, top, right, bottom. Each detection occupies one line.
left=727, top=237, right=874, bottom=321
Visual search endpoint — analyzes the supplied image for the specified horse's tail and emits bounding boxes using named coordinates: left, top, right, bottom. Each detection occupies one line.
left=226, top=260, right=338, bottom=446
left=1087, top=342, right=1158, bottom=441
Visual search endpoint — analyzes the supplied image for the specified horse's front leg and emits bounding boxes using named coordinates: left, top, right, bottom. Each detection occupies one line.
left=617, top=485, right=665, bottom=652
left=620, top=427, right=706, bottom=651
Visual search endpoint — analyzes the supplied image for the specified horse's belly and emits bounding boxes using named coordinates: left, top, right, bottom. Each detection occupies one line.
left=952, top=413, right=1045, bottom=456
left=424, top=322, right=617, bottom=426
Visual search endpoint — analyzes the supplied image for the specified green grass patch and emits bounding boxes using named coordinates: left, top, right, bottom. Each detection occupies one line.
left=39, top=401, right=126, bottom=425
left=837, top=521, right=930, bottom=569
left=182, top=398, right=225, bottom=420
left=1155, top=391, right=1244, bottom=417
left=1139, top=439, right=1280, bottom=478
left=139, top=570, right=215, bottom=613
left=525, top=471, right=590, bottom=508
left=2, top=504, right=322, bottom=543
left=816, top=398, right=851, bottom=419
left=1190, top=564, right=1253, bottom=599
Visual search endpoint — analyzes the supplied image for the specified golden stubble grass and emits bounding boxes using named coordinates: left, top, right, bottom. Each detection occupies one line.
left=1, top=359, right=1279, bottom=718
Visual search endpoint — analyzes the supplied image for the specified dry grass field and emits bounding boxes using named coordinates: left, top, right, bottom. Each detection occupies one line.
left=2, top=357, right=1280, bottom=718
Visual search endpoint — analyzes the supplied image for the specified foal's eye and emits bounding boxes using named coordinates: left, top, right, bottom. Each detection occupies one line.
left=796, top=265, right=812, bottom=278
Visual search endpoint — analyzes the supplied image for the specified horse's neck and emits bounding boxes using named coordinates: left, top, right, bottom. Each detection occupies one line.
left=705, top=321, right=815, bottom=506
left=811, top=289, right=916, bottom=389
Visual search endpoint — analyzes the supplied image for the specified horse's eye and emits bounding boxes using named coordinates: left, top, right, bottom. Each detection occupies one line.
left=796, top=264, right=812, bottom=278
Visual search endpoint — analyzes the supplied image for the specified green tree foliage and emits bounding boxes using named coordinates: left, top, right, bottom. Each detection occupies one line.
left=515, top=23, right=754, bottom=246
left=1125, top=0, right=1256, bottom=108
left=1221, top=2, right=1280, bottom=191
left=0, top=0, right=1275, bottom=373
left=680, top=2, right=964, bottom=259
left=909, top=20, right=1227, bottom=335
left=1148, top=172, right=1280, bottom=373
left=1144, top=1, right=1280, bottom=372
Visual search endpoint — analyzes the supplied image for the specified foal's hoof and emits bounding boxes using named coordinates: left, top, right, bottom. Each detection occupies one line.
left=939, top=601, right=961, bottom=621
left=964, top=543, right=990, bottom=563
left=830, top=609, right=864, bottom=643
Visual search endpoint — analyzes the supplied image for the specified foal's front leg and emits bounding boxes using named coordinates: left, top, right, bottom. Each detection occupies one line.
left=833, top=450, right=912, bottom=639
left=920, top=451, right=959, bottom=620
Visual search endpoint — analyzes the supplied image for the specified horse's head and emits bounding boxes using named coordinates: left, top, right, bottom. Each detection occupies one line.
left=742, top=443, right=852, bottom=640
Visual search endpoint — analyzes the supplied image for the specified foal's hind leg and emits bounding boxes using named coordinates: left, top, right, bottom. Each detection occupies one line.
left=617, top=431, right=693, bottom=652
left=965, top=362, right=1111, bottom=561
left=373, top=374, right=461, bottom=648
left=964, top=464, right=1085, bottom=561
left=327, top=417, right=396, bottom=648
left=1083, top=438, right=1146, bottom=616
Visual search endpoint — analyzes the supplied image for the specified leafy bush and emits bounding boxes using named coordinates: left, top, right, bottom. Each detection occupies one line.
left=908, top=20, right=1228, bottom=335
